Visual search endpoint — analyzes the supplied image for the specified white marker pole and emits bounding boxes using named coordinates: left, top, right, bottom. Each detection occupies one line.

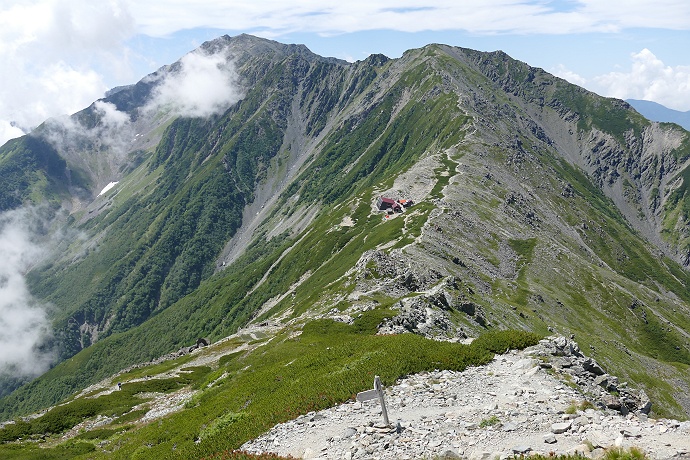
left=374, top=375, right=389, bottom=426
left=356, top=375, right=391, bottom=427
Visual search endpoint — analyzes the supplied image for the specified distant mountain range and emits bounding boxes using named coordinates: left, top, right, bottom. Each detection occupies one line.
left=627, top=99, right=690, bottom=131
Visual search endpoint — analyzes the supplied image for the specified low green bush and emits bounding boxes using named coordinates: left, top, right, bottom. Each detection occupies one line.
left=199, top=412, right=247, bottom=442
left=603, top=447, right=648, bottom=460
left=0, top=420, right=30, bottom=442
left=74, top=427, right=120, bottom=440
left=527, top=447, right=648, bottom=460
left=470, top=329, right=541, bottom=354
left=0, top=367, right=212, bottom=442
left=113, top=408, right=149, bottom=425
left=479, top=415, right=500, bottom=427
left=0, top=441, right=96, bottom=460
left=0, top=324, right=541, bottom=459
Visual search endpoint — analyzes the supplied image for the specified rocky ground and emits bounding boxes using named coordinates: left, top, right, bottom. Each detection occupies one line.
left=242, top=337, right=690, bottom=459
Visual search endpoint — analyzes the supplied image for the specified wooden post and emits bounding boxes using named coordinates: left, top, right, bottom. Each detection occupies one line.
left=374, top=375, right=389, bottom=426
left=356, top=375, right=391, bottom=426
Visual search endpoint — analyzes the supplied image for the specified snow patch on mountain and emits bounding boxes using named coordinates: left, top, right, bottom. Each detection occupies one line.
left=97, top=181, right=118, bottom=196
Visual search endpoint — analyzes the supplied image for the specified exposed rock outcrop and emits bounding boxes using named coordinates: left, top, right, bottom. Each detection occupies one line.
left=530, top=336, right=653, bottom=416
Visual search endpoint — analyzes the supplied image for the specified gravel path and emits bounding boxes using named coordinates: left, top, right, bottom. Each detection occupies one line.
left=242, top=342, right=690, bottom=459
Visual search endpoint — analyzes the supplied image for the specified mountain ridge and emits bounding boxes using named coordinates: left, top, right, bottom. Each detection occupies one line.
left=0, top=34, right=689, bottom=448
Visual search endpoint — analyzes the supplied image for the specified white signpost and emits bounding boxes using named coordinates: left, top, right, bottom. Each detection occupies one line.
left=356, top=375, right=390, bottom=426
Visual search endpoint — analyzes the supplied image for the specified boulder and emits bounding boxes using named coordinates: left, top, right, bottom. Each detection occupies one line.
left=571, top=416, right=589, bottom=429
left=512, top=446, right=532, bottom=455
left=603, top=394, right=622, bottom=411
left=636, top=389, right=653, bottom=414
left=582, top=357, right=605, bottom=375
left=551, top=421, right=571, bottom=434
left=440, top=449, right=462, bottom=459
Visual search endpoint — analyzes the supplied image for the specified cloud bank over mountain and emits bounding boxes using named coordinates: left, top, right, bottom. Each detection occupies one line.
left=39, top=46, right=242, bottom=166
left=0, top=0, right=688, bottom=147
left=0, top=209, right=54, bottom=378
left=145, top=48, right=242, bottom=119
left=0, top=0, right=133, bottom=145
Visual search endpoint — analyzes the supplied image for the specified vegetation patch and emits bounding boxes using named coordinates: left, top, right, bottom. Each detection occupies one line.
left=0, top=441, right=96, bottom=459
left=0, top=367, right=211, bottom=443
left=528, top=447, right=648, bottom=460
left=638, top=310, right=690, bottom=365
left=202, top=451, right=295, bottom=460
left=565, top=399, right=596, bottom=414
left=479, top=415, right=501, bottom=428
left=74, top=427, right=127, bottom=440
left=507, top=237, right=537, bottom=306
left=113, top=408, right=149, bottom=425
left=0, top=328, right=539, bottom=459
left=199, top=412, right=247, bottom=442
left=508, top=238, right=537, bottom=266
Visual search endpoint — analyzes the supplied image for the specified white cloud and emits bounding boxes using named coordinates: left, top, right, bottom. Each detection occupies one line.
left=0, top=208, right=54, bottom=378
left=578, top=0, right=690, bottom=30
left=0, top=0, right=135, bottom=146
left=94, top=100, right=130, bottom=129
left=0, top=58, right=108, bottom=146
left=42, top=100, right=135, bottom=163
left=592, top=49, right=690, bottom=111
left=2, top=0, right=690, bottom=148
left=551, top=64, right=587, bottom=87
left=145, top=48, right=242, bottom=119
left=0, top=0, right=133, bottom=55
left=38, top=48, right=241, bottom=164
left=128, top=1, right=690, bottom=37
left=0, top=121, right=25, bottom=145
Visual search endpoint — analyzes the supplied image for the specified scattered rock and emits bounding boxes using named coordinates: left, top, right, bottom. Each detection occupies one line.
left=502, top=421, right=518, bottom=432
left=551, top=422, right=572, bottom=434
left=530, top=336, right=652, bottom=416
left=512, top=445, right=532, bottom=454
left=582, top=357, right=605, bottom=375
left=241, top=337, right=687, bottom=459
left=440, top=449, right=462, bottom=459
left=621, top=428, right=641, bottom=438
left=343, top=427, right=357, bottom=438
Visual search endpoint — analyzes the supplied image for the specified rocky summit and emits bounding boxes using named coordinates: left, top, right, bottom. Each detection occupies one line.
left=242, top=337, right=690, bottom=459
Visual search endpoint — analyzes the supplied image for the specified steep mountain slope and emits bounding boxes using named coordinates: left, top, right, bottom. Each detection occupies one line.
left=0, top=135, right=88, bottom=210
left=1, top=34, right=690, bottom=431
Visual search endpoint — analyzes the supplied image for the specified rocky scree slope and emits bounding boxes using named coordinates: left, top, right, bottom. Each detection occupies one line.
left=450, top=45, right=690, bottom=268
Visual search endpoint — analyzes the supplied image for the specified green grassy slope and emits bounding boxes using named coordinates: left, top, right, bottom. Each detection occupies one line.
left=0, top=325, right=539, bottom=459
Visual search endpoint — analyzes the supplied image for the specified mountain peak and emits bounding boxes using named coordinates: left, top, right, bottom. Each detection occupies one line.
left=201, top=33, right=347, bottom=66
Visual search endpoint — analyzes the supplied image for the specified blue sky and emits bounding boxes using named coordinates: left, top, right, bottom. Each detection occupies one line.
left=1, top=0, right=689, bottom=146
